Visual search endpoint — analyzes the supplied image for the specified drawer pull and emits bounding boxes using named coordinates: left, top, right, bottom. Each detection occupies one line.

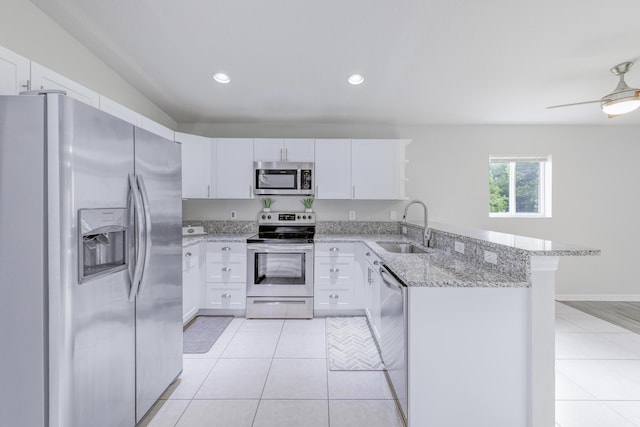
left=221, top=293, right=231, bottom=299
left=184, top=252, right=192, bottom=257
left=221, top=247, right=232, bottom=251
left=366, top=252, right=371, bottom=256
left=329, top=293, right=339, bottom=299
left=329, top=247, right=340, bottom=252
left=329, top=268, right=340, bottom=273
left=373, top=261, right=379, bottom=265
left=221, top=267, right=232, bottom=272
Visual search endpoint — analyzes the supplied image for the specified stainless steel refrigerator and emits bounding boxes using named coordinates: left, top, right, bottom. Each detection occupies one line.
left=0, top=91, right=183, bottom=427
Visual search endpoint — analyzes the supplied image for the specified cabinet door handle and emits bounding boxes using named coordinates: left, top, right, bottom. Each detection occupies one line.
left=329, top=293, right=339, bottom=299
left=249, top=185, right=253, bottom=198
left=221, top=293, right=231, bottom=299
left=221, top=247, right=231, bottom=251
left=329, top=268, right=340, bottom=273
left=221, top=267, right=232, bottom=272
left=367, top=267, right=372, bottom=284
left=366, top=252, right=370, bottom=256
left=184, top=252, right=192, bottom=257
left=207, top=184, right=210, bottom=198
left=329, top=247, right=340, bottom=252
left=352, top=186, right=355, bottom=199
left=373, top=261, right=379, bottom=266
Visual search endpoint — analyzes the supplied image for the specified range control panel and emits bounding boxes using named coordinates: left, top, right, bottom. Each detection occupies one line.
left=257, top=211, right=316, bottom=225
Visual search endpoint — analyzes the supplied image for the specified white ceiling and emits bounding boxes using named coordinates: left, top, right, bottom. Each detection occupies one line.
left=31, top=0, right=640, bottom=125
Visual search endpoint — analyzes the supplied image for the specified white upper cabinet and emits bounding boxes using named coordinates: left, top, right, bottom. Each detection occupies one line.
left=352, top=139, right=409, bottom=200
left=99, top=95, right=143, bottom=127
left=176, top=132, right=214, bottom=199
left=0, top=46, right=30, bottom=95
left=216, top=138, right=254, bottom=199
left=315, top=139, right=352, bottom=199
left=254, top=138, right=314, bottom=162
left=31, top=62, right=99, bottom=107
left=140, top=116, right=175, bottom=141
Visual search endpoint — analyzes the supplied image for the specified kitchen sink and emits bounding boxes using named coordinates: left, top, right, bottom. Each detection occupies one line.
left=376, top=242, right=429, bottom=254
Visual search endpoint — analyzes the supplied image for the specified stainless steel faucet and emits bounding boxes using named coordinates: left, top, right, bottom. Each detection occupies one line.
left=402, top=200, right=430, bottom=247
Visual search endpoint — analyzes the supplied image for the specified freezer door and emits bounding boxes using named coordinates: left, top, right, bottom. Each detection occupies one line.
left=54, top=95, right=136, bottom=427
left=134, top=127, right=183, bottom=422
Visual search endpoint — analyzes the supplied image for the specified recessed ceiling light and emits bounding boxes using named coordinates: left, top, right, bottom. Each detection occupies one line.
left=348, top=74, right=365, bottom=85
left=213, top=73, right=231, bottom=84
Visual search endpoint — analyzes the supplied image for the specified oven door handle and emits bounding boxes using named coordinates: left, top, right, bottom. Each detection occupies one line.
left=247, top=244, right=314, bottom=252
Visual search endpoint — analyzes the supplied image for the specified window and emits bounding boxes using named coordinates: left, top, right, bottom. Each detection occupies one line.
left=489, top=156, right=552, bottom=218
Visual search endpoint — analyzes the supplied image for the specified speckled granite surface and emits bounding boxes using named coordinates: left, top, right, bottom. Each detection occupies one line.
left=182, top=233, right=254, bottom=247
left=314, top=234, right=529, bottom=288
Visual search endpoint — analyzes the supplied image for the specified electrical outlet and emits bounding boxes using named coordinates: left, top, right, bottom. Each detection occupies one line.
left=390, top=210, right=397, bottom=220
left=454, top=241, right=465, bottom=254
left=349, top=211, right=356, bottom=220
left=484, top=250, right=498, bottom=264
left=230, top=210, right=237, bottom=220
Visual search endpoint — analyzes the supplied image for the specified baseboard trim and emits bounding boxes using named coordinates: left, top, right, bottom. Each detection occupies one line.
left=556, top=294, right=640, bottom=302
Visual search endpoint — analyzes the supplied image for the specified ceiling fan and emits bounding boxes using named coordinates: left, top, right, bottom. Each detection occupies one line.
left=547, top=61, right=640, bottom=118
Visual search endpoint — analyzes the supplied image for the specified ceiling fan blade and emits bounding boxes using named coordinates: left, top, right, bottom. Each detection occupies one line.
left=546, top=100, right=601, bottom=109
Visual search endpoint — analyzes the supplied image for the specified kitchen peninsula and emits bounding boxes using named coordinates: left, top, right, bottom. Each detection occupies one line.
left=183, top=219, right=599, bottom=427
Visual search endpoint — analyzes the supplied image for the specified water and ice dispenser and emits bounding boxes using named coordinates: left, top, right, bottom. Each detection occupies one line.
left=78, top=208, right=128, bottom=283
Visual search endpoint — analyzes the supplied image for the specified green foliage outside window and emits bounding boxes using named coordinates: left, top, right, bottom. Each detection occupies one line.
left=489, top=160, right=542, bottom=215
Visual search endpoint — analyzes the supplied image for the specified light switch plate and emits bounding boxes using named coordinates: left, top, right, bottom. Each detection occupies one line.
left=349, top=211, right=356, bottom=220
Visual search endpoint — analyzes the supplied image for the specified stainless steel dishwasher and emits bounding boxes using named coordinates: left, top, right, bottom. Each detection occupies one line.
left=379, top=264, right=408, bottom=424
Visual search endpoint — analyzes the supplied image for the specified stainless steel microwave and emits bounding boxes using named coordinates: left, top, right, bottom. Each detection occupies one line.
left=254, top=161, right=314, bottom=196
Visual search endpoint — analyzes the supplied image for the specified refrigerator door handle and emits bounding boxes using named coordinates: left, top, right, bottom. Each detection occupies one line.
left=136, top=174, right=153, bottom=297
left=129, top=173, right=146, bottom=302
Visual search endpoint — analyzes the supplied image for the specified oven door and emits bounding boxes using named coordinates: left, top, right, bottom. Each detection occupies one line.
left=247, top=243, right=314, bottom=297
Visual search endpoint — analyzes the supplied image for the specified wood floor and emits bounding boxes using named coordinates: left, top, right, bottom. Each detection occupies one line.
left=560, top=301, right=640, bottom=334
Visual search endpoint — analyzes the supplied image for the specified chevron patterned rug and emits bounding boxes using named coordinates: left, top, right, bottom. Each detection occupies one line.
left=326, top=316, right=384, bottom=371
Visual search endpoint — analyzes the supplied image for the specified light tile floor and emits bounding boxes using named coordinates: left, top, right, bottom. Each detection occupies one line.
left=555, top=301, right=640, bottom=427
left=140, top=305, right=640, bottom=427
left=139, top=318, right=404, bottom=427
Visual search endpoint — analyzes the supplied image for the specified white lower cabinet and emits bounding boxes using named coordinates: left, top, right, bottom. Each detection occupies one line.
left=363, top=249, right=382, bottom=341
left=205, top=242, right=246, bottom=310
left=314, top=243, right=356, bottom=311
left=182, top=242, right=204, bottom=324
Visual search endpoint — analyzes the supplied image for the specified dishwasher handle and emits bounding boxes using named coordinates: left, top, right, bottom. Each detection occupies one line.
left=379, top=266, right=405, bottom=293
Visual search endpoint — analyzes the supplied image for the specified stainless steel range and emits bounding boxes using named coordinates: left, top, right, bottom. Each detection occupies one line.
left=246, top=212, right=315, bottom=319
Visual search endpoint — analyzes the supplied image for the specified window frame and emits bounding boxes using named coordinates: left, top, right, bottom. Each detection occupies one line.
left=489, top=155, right=552, bottom=218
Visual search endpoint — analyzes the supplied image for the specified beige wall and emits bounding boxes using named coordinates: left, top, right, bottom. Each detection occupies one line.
left=0, top=0, right=175, bottom=128
left=180, top=121, right=640, bottom=300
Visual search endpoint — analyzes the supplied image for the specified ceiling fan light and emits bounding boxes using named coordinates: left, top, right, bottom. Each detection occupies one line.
left=601, top=96, right=640, bottom=115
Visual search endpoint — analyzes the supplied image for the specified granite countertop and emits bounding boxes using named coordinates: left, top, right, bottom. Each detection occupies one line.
left=182, top=233, right=255, bottom=247
left=430, top=222, right=601, bottom=257
left=314, top=234, right=529, bottom=288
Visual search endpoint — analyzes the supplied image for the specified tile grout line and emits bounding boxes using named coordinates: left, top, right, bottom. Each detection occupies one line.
left=171, top=318, right=247, bottom=427
left=250, top=319, right=285, bottom=427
